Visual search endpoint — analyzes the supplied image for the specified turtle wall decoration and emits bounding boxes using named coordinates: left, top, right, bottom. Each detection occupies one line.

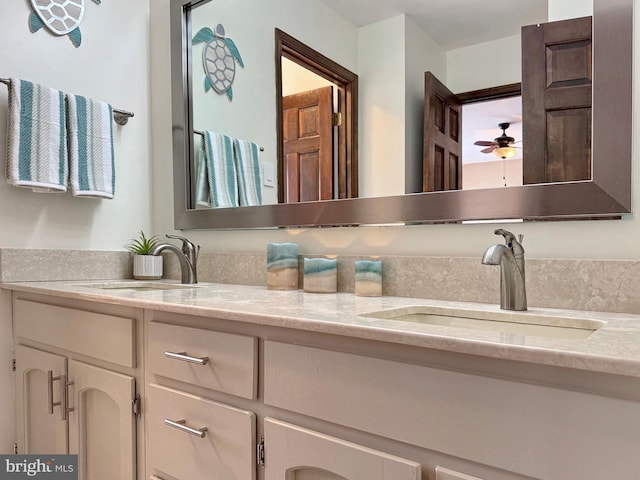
left=193, top=24, right=244, bottom=102
left=28, top=0, right=102, bottom=48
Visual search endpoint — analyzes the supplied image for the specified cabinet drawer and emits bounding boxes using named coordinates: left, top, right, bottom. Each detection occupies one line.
left=146, top=383, right=255, bottom=480
left=148, top=321, right=257, bottom=399
left=14, top=299, right=134, bottom=367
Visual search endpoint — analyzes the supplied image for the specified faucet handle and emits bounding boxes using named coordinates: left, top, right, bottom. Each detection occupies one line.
left=493, top=228, right=525, bottom=255
left=494, top=228, right=516, bottom=245
left=166, top=234, right=197, bottom=255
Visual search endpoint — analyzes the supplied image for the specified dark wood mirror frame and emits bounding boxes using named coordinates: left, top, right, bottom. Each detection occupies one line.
left=171, top=0, right=632, bottom=230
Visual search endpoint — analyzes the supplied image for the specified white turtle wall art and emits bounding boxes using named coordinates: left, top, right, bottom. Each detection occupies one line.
left=193, top=24, right=244, bottom=102
left=28, top=0, right=102, bottom=48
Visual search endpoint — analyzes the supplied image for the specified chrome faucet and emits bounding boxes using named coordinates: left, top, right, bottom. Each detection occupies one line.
left=481, top=229, right=527, bottom=311
left=149, top=234, right=200, bottom=284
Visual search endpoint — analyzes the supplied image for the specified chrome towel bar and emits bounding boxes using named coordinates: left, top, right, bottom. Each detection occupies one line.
left=0, top=77, right=134, bottom=125
left=194, top=129, right=264, bottom=151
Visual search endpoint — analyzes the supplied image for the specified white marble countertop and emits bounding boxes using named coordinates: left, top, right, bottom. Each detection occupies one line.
left=4, top=279, right=640, bottom=378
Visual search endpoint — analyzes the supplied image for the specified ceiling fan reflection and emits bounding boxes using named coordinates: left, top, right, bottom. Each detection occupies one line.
left=474, top=122, right=521, bottom=159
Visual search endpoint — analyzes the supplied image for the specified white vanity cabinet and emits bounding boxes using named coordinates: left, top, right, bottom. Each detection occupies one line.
left=146, top=319, right=258, bottom=480
left=10, top=285, right=640, bottom=480
left=13, top=296, right=140, bottom=480
left=144, top=315, right=422, bottom=480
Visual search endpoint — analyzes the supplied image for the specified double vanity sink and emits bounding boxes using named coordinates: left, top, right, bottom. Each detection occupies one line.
left=78, top=280, right=603, bottom=340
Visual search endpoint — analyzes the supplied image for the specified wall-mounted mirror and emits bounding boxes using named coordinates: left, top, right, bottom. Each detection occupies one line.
left=170, top=0, right=632, bottom=229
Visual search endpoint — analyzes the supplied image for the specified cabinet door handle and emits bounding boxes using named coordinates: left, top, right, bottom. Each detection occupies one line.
left=47, top=370, right=62, bottom=415
left=61, top=375, right=74, bottom=421
left=164, top=351, right=209, bottom=365
left=164, top=418, right=208, bottom=438
left=149, top=476, right=166, bottom=480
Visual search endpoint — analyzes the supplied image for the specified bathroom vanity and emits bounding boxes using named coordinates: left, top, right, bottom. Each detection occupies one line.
left=6, top=280, right=640, bottom=480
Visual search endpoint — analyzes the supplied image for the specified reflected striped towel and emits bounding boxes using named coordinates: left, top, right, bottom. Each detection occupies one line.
left=67, top=94, right=115, bottom=199
left=233, top=138, right=262, bottom=206
left=5, top=79, right=68, bottom=192
left=202, top=131, right=239, bottom=208
left=195, top=135, right=211, bottom=207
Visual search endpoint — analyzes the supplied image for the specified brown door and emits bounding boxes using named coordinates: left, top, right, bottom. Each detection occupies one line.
left=423, top=72, right=462, bottom=192
left=522, top=16, right=592, bottom=184
left=282, top=86, right=333, bottom=203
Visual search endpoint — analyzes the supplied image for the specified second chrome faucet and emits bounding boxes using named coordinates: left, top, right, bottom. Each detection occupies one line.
left=482, top=229, right=527, bottom=311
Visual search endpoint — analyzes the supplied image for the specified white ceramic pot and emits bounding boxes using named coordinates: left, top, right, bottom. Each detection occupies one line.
left=133, top=254, right=163, bottom=280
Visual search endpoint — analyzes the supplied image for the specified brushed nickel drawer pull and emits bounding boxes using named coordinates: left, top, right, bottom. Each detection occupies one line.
left=164, top=418, right=208, bottom=438
left=164, top=351, right=209, bottom=365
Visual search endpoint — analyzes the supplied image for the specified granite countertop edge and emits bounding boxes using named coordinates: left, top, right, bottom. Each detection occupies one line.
left=4, top=280, right=640, bottom=378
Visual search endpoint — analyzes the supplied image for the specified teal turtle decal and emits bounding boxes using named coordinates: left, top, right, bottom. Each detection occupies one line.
left=28, top=0, right=102, bottom=48
left=193, top=24, right=244, bottom=101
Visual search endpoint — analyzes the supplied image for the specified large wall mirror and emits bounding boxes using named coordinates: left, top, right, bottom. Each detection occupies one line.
left=170, top=0, right=632, bottom=229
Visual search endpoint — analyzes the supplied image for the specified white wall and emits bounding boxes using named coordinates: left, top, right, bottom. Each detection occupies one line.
left=549, top=0, right=593, bottom=21
left=404, top=16, right=447, bottom=194
left=0, top=1, right=152, bottom=250
left=446, top=34, right=522, bottom=93
left=357, top=16, right=406, bottom=198
left=463, top=159, right=523, bottom=190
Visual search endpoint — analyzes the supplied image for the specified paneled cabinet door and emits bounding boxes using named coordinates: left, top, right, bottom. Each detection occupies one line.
left=67, top=360, right=136, bottom=480
left=264, top=418, right=421, bottom=480
left=15, top=345, right=68, bottom=454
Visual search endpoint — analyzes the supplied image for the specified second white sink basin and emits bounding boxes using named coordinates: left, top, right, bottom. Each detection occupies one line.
left=360, top=305, right=604, bottom=339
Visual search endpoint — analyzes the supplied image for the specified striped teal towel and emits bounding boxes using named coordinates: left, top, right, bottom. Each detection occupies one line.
left=202, top=131, right=239, bottom=208
left=195, top=134, right=211, bottom=207
left=5, top=79, right=68, bottom=192
left=233, top=138, right=262, bottom=206
left=67, top=94, right=115, bottom=199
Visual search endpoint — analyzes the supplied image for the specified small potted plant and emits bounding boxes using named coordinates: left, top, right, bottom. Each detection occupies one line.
left=125, top=231, right=163, bottom=280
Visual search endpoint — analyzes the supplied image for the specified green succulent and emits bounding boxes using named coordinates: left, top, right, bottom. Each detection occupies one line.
left=125, top=231, right=159, bottom=255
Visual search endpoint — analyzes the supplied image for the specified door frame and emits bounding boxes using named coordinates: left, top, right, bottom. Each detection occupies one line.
left=275, top=29, right=358, bottom=202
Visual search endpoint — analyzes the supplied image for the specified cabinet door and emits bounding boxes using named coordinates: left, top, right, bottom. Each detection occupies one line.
left=68, top=360, right=136, bottom=480
left=15, top=345, right=68, bottom=454
left=264, top=418, right=421, bottom=480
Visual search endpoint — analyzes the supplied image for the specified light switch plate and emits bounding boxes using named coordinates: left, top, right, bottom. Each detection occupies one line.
left=435, top=466, right=484, bottom=480
left=263, top=162, right=275, bottom=187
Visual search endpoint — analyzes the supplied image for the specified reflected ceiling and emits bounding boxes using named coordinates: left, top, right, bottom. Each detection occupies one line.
left=318, top=0, right=548, bottom=49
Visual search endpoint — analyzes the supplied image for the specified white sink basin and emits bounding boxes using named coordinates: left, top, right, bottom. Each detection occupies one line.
left=360, top=305, right=604, bottom=339
left=76, top=281, right=199, bottom=292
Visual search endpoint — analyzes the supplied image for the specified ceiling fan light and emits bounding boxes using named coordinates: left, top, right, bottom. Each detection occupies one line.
left=494, top=146, right=516, bottom=159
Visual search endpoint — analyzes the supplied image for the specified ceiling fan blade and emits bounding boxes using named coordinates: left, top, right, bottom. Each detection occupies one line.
left=474, top=140, right=494, bottom=146
left=480, top=147, right=495, bottom=154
